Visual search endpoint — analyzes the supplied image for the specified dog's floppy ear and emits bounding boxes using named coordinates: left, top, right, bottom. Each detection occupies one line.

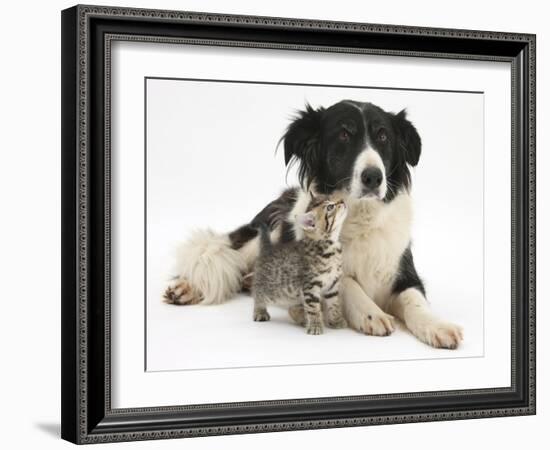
left=282, top=104, right=324, bottom=187
left=394, top=109, right=421, bottom=167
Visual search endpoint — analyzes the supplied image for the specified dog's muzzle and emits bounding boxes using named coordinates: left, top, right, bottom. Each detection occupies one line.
left=350, top=148, right=387, bottom=200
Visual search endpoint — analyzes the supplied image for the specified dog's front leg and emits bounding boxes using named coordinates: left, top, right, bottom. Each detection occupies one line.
left=390, top=287, right=463, bottom=349
left=341, top=276, right=395, bottom=336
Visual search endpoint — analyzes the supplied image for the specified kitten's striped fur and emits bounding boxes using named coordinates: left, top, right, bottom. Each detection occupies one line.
left=252, top=193, right=348, bottom=335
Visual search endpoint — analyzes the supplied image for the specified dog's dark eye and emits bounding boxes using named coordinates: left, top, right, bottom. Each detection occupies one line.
left=338, top=129, right=350, bottom=143
left=326, top=204, right=335, bottom=211
left=377, top=129, right=388, bottom=142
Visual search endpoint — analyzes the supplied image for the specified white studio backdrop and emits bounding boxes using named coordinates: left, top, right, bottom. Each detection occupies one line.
left=2, top=0, right=547, bottom=449
left=145, top=78, right=485, bottom=371
left=110, top=40, right=511, bottom=408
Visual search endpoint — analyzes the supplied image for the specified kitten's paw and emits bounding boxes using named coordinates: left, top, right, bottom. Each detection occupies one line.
left=163, top=278, right=203, bottom=305
left=414, top=320, right=463, bottom=349
left=306, top=322, right=324, bottom=335
left=253, top=310, right=271, bottom=322
left=288, top=306, right=306, bottom=326
left=327, top=316, right=348, bottom=329
left=358, top=311, right=395, bottom=336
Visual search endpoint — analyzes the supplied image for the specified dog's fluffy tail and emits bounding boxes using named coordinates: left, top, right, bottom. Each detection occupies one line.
left=173, top=229, right=248, bottom=305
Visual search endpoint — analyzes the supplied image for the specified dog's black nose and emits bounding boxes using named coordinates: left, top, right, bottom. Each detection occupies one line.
left=361, top=167, right=383, bottom=189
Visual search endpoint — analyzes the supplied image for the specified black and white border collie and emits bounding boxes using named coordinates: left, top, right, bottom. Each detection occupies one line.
left=166, top=100, right=463, bottom=349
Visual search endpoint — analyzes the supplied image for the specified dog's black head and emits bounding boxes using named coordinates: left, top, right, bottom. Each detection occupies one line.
left=283, top=100, right=421, bottom=202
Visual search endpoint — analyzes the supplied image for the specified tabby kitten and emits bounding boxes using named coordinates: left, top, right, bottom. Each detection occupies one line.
left=252, top=194, right=348, bottom=335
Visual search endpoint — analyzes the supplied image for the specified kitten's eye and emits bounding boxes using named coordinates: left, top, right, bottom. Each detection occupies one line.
left=338, top=129, right=350, bottom=143
left=377, top=129, right=388, bottom=142
left=326, top=204, right=335, bottom=211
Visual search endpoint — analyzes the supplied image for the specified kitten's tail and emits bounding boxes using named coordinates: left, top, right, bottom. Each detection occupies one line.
left=255, top=222, right=273, bottom=254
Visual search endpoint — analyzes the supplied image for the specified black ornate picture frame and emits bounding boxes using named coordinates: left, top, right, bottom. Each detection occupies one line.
left=61, top=4, right=536, bottom=444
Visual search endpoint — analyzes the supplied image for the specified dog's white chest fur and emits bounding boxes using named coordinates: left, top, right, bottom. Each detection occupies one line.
left=339, top=193, right=413, bottom=306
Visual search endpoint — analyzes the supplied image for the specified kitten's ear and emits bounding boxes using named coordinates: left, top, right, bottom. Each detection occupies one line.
left=309, top=191, right=317, bottom=203
left=296, top=212, right=316, bottom=231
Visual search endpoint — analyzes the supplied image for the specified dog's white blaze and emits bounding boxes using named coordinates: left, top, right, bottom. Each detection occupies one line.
left=350, top=147, right=387, bottom=199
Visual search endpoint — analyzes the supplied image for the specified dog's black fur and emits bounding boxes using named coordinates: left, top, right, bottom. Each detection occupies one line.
left=229, top=100, right=424, bottom=296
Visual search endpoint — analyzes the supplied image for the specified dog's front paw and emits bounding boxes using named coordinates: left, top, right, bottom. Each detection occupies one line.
left=359, top=311, right=395, bottom=336
left=416, top=320, right=463, bottom=349
left=163, top=278, right=203, bottom=305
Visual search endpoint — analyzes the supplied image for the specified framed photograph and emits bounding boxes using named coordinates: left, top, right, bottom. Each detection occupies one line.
left=61, top=4, right=536, bottom=444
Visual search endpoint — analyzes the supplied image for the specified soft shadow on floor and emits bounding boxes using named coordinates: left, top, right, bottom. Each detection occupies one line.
left=35, top=422, right=60, bottom=438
